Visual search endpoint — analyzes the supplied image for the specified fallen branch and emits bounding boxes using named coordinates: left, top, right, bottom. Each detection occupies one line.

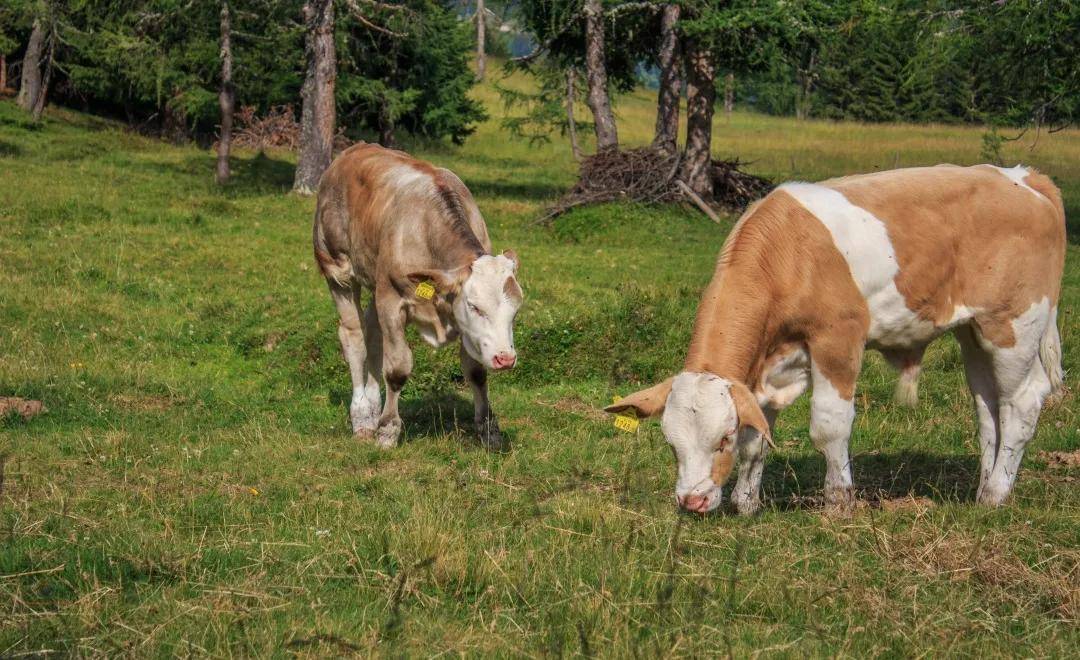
left=675, top=179, right=720, bottom=223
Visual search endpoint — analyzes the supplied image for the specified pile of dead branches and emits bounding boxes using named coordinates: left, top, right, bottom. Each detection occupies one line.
left=229, top=105, right=351, bottom=153
left=539, top=147, right=772, bottom=223
left=233, top=105, right=300, bottom=151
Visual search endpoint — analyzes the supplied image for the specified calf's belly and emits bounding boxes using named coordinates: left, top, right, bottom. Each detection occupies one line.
left=863, top=285, right=973, bottom=350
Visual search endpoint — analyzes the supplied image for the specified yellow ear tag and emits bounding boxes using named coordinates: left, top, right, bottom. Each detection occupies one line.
left=415, top=281, right=435, bottom=300
left=612, top=396, right=640, bottom=433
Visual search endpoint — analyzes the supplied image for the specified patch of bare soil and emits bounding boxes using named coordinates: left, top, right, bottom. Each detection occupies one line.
left=537, top=395, right=608, bottom=422
left=1038, top=450, right=1080, bottom=469
left=109, top=394, right=181, bottom=412
left=262, top=332, right=286, bottom=353
left=0, top=397, right=46, bottom=420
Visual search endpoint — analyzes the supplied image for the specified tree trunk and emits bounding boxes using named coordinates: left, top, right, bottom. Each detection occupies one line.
left=583, top=0, right=618, bottom=153
left=30, top=21, right=55, bottom=122
left=17, top=19, right=45, bottom=113
left=216, top=1, right=235, bottom=185
left=652, top=4, right=681, bottom=154
left=680, top=40, right=716, bottom=202
left=162, top=93, right=188, bottom=142
left=1, top=54, right=7, bottom=92
left=293, top=0, right=337, bottom=196
left=378, top=96, right=396, bottom=148
left=566, top=67, right=581, bottom=161
left=475, top=0, right=486, bottom=82
left=724, top=71, right=734, bottom=118
left=795, top=51, right=815, bottom=121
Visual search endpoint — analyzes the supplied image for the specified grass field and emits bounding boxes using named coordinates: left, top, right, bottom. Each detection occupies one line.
left=2, top=72, right=1079, bottom=657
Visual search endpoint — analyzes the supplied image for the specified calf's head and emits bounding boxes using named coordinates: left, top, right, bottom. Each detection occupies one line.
left=605, top=372, right=770, bottom=513
left=410, top=251, right=522, bottom=370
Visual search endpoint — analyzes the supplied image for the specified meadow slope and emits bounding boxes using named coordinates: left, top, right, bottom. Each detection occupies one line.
left=1, top=78, right=1079, bottom=657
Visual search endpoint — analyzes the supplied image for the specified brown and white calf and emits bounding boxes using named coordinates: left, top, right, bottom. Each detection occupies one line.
left=607, top=164, right=1065, bottom=514
left=314, top=143, right=523, bottom=450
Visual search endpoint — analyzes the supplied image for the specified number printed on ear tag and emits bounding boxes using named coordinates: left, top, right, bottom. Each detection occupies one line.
left=612, top=396, right=639, bottom=433
left=614, top=414, right=639, bottom=433
left=415, top=281, right=435, bottom=300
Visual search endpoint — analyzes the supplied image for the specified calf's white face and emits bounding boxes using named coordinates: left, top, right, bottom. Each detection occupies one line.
left=454, top=252, right=522, bottom=370
left=604, top=371, right=772, bottom=514
left=662, top=373, right=739, bottom=513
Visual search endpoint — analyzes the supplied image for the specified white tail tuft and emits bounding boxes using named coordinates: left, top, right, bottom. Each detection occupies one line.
left=1040, top=307, right=1065, bottom=406
left=893, top=370, right=919, bottom=408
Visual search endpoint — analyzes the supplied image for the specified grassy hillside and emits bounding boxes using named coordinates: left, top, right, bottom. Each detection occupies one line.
left=1, top=75, right=1078, bottom=657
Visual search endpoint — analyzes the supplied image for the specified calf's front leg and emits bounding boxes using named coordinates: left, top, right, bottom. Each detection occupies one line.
left=460, top=344, right=506, bottom=451
left=731, top=407, right=777, bottom=515
left=328, top=283, right=380, bottom=438
left=375, top=297, right=412, bottom=449
left=810, top=360, right=857, bottom=507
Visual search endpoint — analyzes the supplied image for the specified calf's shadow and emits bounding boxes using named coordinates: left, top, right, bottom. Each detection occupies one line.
left=758, top=449, right=980, bottom=511
left=331, top=387, right=508, bottom=449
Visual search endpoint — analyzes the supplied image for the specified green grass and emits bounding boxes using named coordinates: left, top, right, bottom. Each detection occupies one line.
left=1, top=74, right=1079, bottom=657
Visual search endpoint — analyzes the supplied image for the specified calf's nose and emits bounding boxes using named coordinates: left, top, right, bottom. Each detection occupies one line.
left=492, top=352, right=517, bottom=370
left=679, top=493, right=710, bottom=513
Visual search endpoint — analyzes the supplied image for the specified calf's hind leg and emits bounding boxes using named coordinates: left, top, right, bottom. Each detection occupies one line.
left=978, top=315, right=1053, bottom=506
left=328, top=283, right=380, bottom=438
left=956, top=326, right=1000, bottom=500
left=460, top=344, right=506, bottom=451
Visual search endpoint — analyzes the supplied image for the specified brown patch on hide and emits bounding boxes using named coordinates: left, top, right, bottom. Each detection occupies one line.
left=830, top=165, right=1065, bottom=349
left=683, top=190, right=869, bottom=400
left=711, top=439, right=736, bottom=486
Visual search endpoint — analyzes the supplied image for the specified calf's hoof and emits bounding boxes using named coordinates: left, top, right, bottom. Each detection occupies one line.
left=477, top=417, right=508, bottom=452
left=352, top=416, right=379, bottom=439
left=732, top=492, right=763, bottom=516
left=823, top=485, right=855, bottom=510
left=376, top=419, right=401, bottom=449
left=354, top=428, right=375, bottom=442
left=975, top=484, right=1010, bottom=507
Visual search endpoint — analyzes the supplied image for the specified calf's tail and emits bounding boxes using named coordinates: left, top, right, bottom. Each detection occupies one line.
left=1039, top=307, right=1065, bottom=406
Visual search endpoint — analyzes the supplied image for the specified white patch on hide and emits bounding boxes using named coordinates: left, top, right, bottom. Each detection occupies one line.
left=757, top=346, right=810, bottom=410
left=782, top=182, right=937, bottom=347
left=986, top=165, right=1042, bottom=198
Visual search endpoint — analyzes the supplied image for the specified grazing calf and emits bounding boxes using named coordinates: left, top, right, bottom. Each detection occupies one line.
left=314, top=143, right=523, bottom=450
left=607, top=165, right=1065, bottom=514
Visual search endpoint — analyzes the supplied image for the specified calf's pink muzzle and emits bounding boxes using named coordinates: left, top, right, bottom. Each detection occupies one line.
left=492, top=352, right=517, bottom=370
left=677, top=493, right=713, bottom=514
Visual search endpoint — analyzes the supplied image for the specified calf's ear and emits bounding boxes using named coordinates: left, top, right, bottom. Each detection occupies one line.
left=501, top=249, right=519, bottom=272
left=406, top=268, right=468, bottom=295
left=729, top=381, right=771, bottom=441
left=604, top=377, right=674, bottom=419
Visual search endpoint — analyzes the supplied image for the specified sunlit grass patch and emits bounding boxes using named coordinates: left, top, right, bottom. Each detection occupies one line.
left=1, top=75, right=1078, bottom=655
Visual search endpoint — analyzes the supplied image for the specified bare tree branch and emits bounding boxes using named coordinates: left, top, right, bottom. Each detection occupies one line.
left=604, top=2, right=662, bottom=19
left=341, top=0, right=407, bottom=37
